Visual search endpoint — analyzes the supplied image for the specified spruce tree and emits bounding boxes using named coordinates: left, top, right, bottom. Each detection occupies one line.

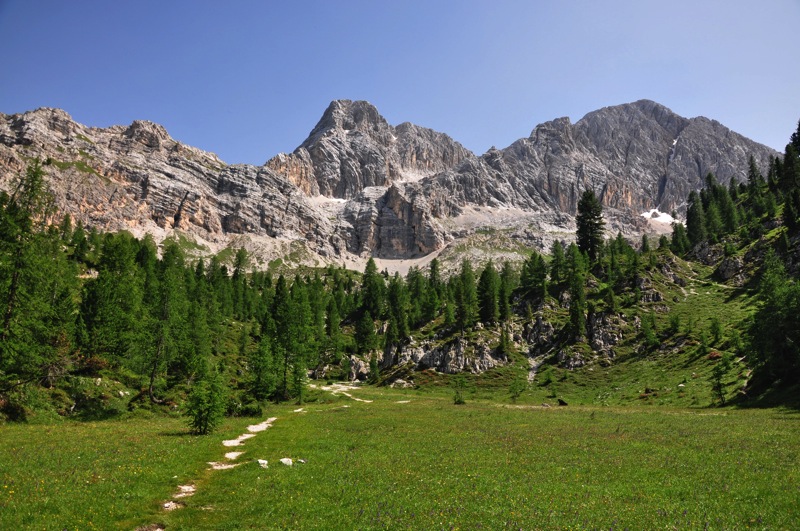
left=455, top=259, right=478, bottom=334
left=360, top=258, right=385, bottom=319
left=686, top=191, right=707, bottom=246
left=576, top=189, right=605, bottom=262
left=498, top=261, right=516, bottom=322
left=355, top=311, right=377, bottom=355
left=477, top=260, right=499, bottom=324
left=0, top=162, right=84, bottom=394
left=250, top=335, right=276, bottom=400
left=186, top=368, right=226, bottom=435
left=565, top=244, right=587, bottom=337
left=549, top=240, right=567, bottom=285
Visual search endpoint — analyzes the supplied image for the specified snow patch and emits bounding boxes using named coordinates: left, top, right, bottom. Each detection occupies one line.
left=641, top=209, right=675, bottom=224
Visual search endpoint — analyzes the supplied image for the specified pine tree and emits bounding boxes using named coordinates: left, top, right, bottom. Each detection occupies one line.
left=386, top=273, right=410, bottom=339
left=498, top=261, right=516, bottom=322
left=640, top=234, right=650, bottom=254
left=455, top=259, right=478, bottom=334
left=355, top=311, right=377, bottom=355
left=0, top=162, right=79, bottom=393
left=705, top=203, right=723, bottom=243
left=576, top=189, right=605, bottom=262
left=521, top=251, right=548, bottom=301
left=186, top=368, right=226, bottom=435
left=549, top=240, right=567, bottom=285
left=325, top=297, right=342, bottom=359
left=686, top=191, right=707, bottom=246
left=790, top=118, right=800, bottom=153
left=145, top=242, right=189, bottom=403
left=360, top=258, right=385, bottom=319
left=250, top=334, right=276, bottom=400
left=566, top=244, right=587, bottom=337
left=781, top=145, right=800, bottom=192
left=477, top=260, right=499, bottom=324
left=749, top=251, right=800, bottom=383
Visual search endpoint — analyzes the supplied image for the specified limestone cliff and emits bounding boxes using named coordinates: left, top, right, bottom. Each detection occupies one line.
left=0, top=100, right=779, bottom=266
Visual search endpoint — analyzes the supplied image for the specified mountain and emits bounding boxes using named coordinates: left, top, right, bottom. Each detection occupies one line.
left=0, top=100, right=777, bottom=267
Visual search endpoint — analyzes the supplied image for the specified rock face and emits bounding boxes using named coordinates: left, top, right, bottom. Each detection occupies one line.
left=266, top=100, right=473, bottom=199
left=423, top=100, right=775, bottom=217
left=381, top=337, right=507, bottom=374
left=0, top=100, right=778, bottom=263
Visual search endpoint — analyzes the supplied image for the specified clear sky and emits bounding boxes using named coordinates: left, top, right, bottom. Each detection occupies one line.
left=1, top=1, right=798, bottom=165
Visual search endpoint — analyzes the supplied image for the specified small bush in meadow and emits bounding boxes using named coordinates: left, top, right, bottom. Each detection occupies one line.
left=186, top=370, right=226, bottom=435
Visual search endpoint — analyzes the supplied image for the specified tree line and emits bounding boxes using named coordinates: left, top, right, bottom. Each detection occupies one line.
left=2, top=117, right=799, bottom=420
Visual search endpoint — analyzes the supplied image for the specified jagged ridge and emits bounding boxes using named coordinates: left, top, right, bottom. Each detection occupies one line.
left=0, top=99, right=778, bottom=264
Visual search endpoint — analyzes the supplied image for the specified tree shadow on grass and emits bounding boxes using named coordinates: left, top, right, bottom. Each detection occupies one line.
left=158, top=430, right=195, bottom=437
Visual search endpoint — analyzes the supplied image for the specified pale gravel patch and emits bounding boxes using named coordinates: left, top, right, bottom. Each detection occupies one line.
left=224, top=451, right=244, bottom=460
left=163, top=501, right=184, bottom=511
left=317, top=382, right=373, bottom=402
left=208, top=461, right=241, bottom=470
left=173, top=484, right=196, bottom=499
left=247, top=417, right=278, bottom=433
left=222, top=433, right=256, bottom=446
left=396, top=400, right=411, bottom=404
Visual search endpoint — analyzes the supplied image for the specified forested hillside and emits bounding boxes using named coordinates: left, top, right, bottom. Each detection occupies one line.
left=1, top=120, right=799, bottom=423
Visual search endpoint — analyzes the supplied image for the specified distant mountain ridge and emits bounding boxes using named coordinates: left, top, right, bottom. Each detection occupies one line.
left=0, top=100, right=777, bottom=266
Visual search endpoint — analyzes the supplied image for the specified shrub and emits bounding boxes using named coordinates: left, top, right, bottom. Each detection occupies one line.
left=186, top=370, right=226, bottom=435
left=452, top=375, right=467, bottom=405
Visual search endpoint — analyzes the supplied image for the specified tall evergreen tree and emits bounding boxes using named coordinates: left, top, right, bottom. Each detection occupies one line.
left=360, top=258, right=385, bottom=319
left=144, top=242, right=189, bottom=403
left=455, top=259, right=478, bottom=334
left=549, top=240, right=567, bottom=286
left=498, top=261, right=516, bottom=322
left=686, top=191, right=707, bottom=246
left=355, top=311, right=377, bottom=355
left=781, top=145, right=800, bottom=192
left=477, top=260, right=500, bottom=324
left=576, top=189, right=605, bottom=262
left=0, top=162, right=79, bottom=392
left=670, top=222, right=690, bottom=256
left=520, top=251, right=548, bottom=301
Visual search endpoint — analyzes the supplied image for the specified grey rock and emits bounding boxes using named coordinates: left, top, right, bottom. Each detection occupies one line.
left=383, top=337, right=505, bottom=374
left=717, top=256, right=743, bottom=281
left=0, top=99, right=778, bottom=263
left=348, top=355, right=369, bottom=382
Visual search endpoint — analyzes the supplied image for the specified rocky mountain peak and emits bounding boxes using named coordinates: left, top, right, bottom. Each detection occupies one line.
left=0, top=99, right=781, bottom=267
left=308, top=99, right=388, bottom=137
left=266, top=99, right=473, bottom=199
left=124, top=120, right=172, bottom=149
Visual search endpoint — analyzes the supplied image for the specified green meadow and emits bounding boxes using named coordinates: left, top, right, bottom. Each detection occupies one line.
left=2, top=388, right=798, bottom=530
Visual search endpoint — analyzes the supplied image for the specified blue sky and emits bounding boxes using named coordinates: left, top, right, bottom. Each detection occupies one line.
left=1, top=1, right=798, bottom=165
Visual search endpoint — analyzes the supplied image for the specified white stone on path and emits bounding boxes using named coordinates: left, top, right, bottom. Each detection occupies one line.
left=163, top=501, right=184, bottom=511
left=225, top=451, right=244, bottom=460
left=208, top=461, right=241, bottom=470
left=247, top=417, right=278, bottom=433
left=280, top=458, right=293, bottom=466
left=174, top=484, right=196, bottom=498
left=222, top=433, right=256, bottom=447
left=257, top=459, right=269, bottom=468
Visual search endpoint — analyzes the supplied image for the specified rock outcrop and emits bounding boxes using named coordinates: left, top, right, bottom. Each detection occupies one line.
left=381, top=337, right=507, bottom=374
left=266, top=100, right=473, bottom=199
left=0, top=99, right=778, bottom=264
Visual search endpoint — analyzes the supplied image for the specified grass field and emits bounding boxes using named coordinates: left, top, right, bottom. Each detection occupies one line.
left=2, top=387, right=798, bottom=530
